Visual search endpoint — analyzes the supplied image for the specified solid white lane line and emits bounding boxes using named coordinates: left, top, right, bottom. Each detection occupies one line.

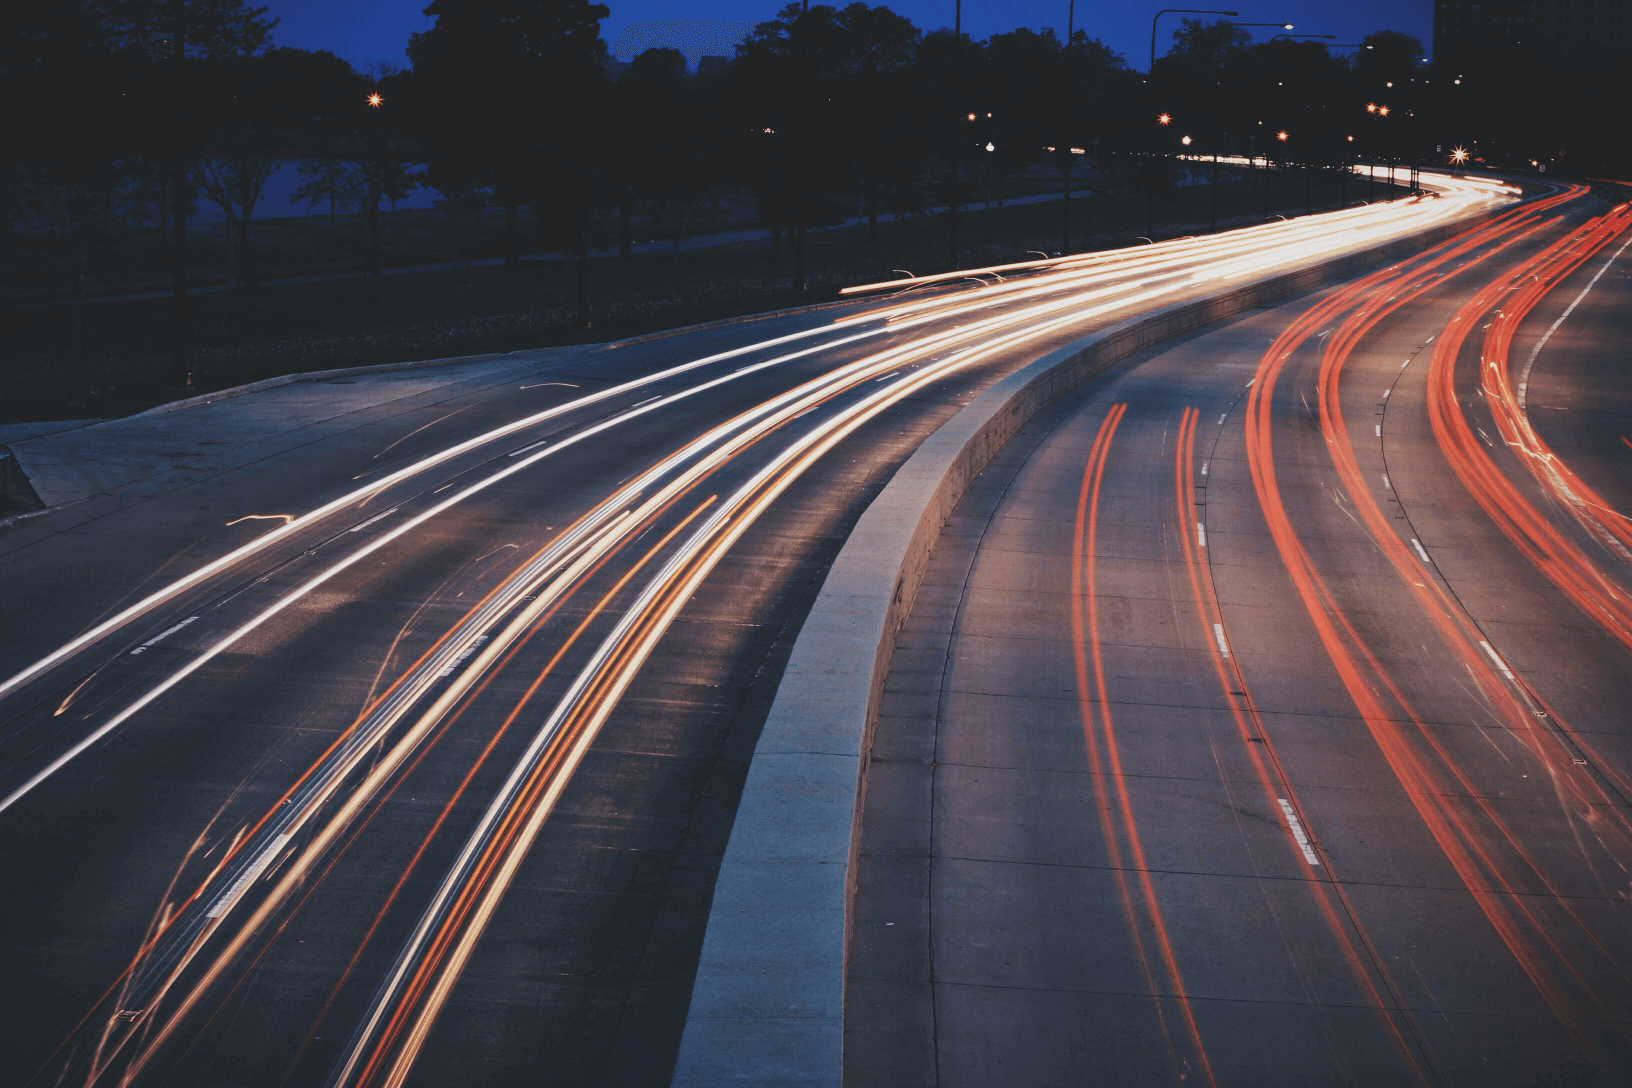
left=1278, top=799, right=1321, bottom=865
left=1518, top=232, right=1632, bottom=410
left=129, top=616, right=199, bottom=656
left=206, top=833, right=292, bottom=918
left=1410, top=538, right=1431, bottom=563
left=1480, top=640, right=1516, bottom=680
left=1212, top=623, right=1230, bottom=658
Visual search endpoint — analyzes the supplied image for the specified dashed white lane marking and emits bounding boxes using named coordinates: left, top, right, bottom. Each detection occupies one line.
left=1375, top=424, right=1382, bottom=437
left=507, top=439, right=548, bottom=457
left=130, top=616, right=200, bottom=656
left=1410, top=538, right=1431, bottom=563
left=1382, top=475, right=1391, bottom=490
left=437, top=635, right=490, bottom=678
left=1383, top=389, right=1391, bottom=398
left=1219, top=414, right=1227, bottom=425
left=873, top=371, right=901, bottom=382
left=1480, top=640, right=1516, bottom=680
left=1401, top=359, right=1411, bottom=369
left=1213, top=623, right=1231, bottom=658
left=1197, top=522, right=1207, bottom=547
left=207, top=833, right=293, bottom=918
left=1201, top=461, right=1209, bottom=476
left=347, top=506, right=400, bottom=532
left=1278, top=799, right=1321, bottom=865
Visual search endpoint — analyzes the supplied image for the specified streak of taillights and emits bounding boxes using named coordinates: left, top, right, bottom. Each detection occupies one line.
left=1172, top=407, right=1433, bottom=1083
left=1246, top=188, right=1628, bottom=1057
left=26, top=168, right=1527, bottom=1088
left=1070, top=404, right=1217, bottom=1088
left=0, top=170, right=1505, bottom=712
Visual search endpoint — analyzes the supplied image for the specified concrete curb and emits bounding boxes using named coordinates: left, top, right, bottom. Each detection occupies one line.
left=670, top=202, right=1507, bottom=1086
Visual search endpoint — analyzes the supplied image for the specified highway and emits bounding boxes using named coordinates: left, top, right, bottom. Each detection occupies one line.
left=846, top=183, right=1632, bottom=1085
left=0, top=173, right=1541, bottom=1087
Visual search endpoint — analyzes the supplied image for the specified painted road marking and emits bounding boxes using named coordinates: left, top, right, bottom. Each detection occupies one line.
left=1375, top=424, right=1382, bottom=437
left=1218, top=414, right=1227, bottom=426
left=347, top=506, right=400, bottom=532
left=1401, top=359, right=1411, bottom=368
left=130, top=616, right=200, bottom=655
left=1213, top=623, right=1230, bottom=658
left=1201, top=461, right=1209, bottom=476
left=1480, top=640, right=1516, bottom=680
left=206, top=833, right=293, bottom=918
left=1410, top=538, right=1431, bottom=563
left=437, top=635, right=490, bottom=678
left=1383, top=389, right=1391, bottom=398
left=1278, top=799, right=1321, bottom=865
left=1383, top=475, right=1391, bottom=490
left=507, top=439, right=548, bottom=457
left=1197, top=522, right=1207, bottom=547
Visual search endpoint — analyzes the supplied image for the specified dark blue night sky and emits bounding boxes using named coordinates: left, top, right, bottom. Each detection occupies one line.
left=261, top=0, right=1434, bottom=74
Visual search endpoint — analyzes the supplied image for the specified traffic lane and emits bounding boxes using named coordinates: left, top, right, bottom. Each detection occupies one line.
left=1509, top=218, right=1632, bottom=515
left=0, top=203, right=1514, bottom=1083
left=0, top=192, right=1503, bottom=703
left=1215, top=258, right=1632, bottom=1073
left=888, top=305, right=1427, bottom=1086
left=3, top=285, right=1161, bottom=1083
left=0, top=293, right=906, bottom=688
left=0, top=238, right=1363, bottom=820
left=1351, top=234, right=1632, bottom=783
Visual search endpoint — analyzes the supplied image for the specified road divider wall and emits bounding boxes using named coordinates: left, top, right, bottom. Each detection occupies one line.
left=672, top=202, right=1505, bottom=1086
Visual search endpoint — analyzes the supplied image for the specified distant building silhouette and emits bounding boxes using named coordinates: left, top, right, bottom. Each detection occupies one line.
left=1433, top=0, right=1538, bottom=66
left=611, top=21, right=753, bottom=68
left=1537, top=0, right=1628, bottom=49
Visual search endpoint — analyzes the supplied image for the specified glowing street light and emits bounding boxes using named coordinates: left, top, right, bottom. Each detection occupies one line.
left=1181, top=135, right=1192, bottom=146
left=1159, top=113, right=1172, bottom=125
left=1378, top=105, right=1390, bottom=117
left=367, top=92, right=384, bottom=108
left=1277, top=130, right=1289, bottom=142
left=1451, top=146, right=1469, bottom=164
left=1366, top=103, right=1377, bottom=113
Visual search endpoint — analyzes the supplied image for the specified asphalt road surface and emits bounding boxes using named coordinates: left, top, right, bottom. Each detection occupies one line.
left=845, top=187, right=1632, bottom=1086
left=0, top=177, right=1521, bottom=1088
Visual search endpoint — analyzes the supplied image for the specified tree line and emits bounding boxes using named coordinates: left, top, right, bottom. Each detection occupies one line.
left=7, top=1, right=1626, bottom=383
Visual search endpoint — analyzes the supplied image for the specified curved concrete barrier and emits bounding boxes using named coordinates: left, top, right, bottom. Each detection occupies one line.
left=671, top=203, right=1505, bottom=1086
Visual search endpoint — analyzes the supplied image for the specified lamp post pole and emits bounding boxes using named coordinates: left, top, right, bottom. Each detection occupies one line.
left=1151, top=9, right=1239, bottom=70
left=1062, top=0, right=1074, bottom=255
left=949, top=0, right=961, bottom=269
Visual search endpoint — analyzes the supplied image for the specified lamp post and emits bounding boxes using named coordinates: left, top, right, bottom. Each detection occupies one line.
left=1150, top=9, right=1238, bottom=70
left=949, top=0, right=962, bottom=269
left=1062, top=0, right=1075, bottom=255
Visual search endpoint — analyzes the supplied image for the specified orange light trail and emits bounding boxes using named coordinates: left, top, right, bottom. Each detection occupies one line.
left=1070, top=403, right=1217, bottom=1087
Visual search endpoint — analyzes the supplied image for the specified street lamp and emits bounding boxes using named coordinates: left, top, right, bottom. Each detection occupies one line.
left=367, top=92, right=384, bottom=108
left=1151, top=9, right=1238, bottom=69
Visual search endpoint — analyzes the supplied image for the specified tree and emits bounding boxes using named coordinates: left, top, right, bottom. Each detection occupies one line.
left=408, top=0, right=611, bottom=269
